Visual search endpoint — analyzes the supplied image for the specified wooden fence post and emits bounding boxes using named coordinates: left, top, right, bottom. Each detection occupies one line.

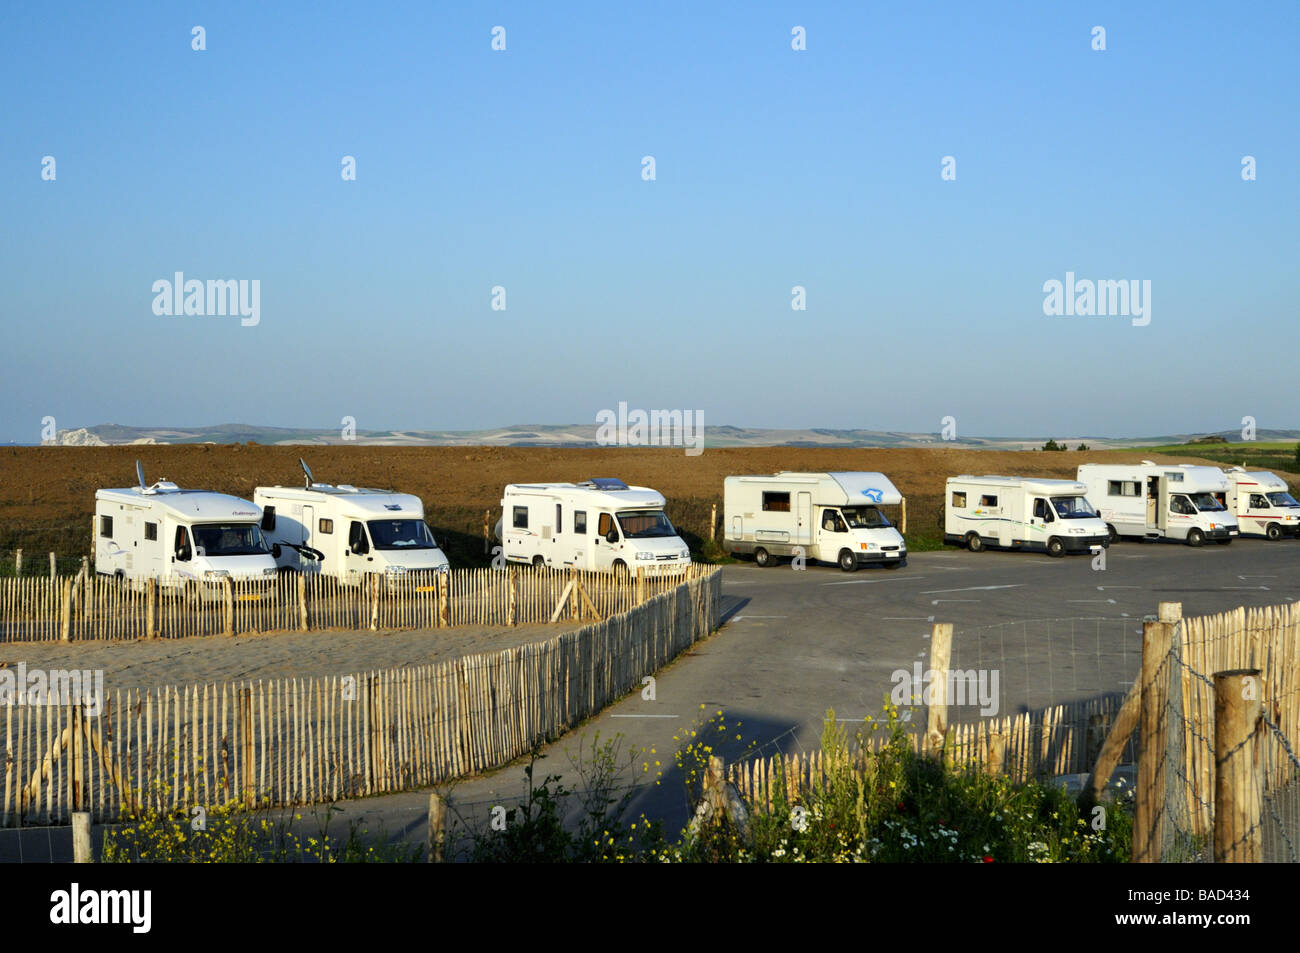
left=145, top=578, right=157, bottom=639
left=49, top=552, right=57, bottom=582
left=1134, top=601, right=1179, bottom=863
left=369, top=575, right=380, bottom=632
left=428, top=792, right=446, bottom=862
left=709, top=503, right=717, bottom=541
left=223, top=577, right=235, bottom=637
left=1213, top=668, right=1262, bottom=863
left=635, top=566, right=646, bottom=606
left=60, top=577, right=73, bottom=642
left=508, top=567, right=517, bottom=626
left=926, top=622, right=953, bottom=758
left=72, top=812, right=92, bottom=863
left=900, top=497, right=907, bottom=535
left=241, top=688, right=255, bottom=808
left=14, top=548, right=21, bottom=576
left=437, top=571, right=449, bottom=627
left=298, top=573, right=309, bottom=631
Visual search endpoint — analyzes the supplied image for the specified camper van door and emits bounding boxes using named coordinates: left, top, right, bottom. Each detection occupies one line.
left=794, top=493, right=812, bottom=546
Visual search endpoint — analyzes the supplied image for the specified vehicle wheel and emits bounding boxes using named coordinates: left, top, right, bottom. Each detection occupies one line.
left=754, top=547, right=774, bottom=568
left=1047, top=537, right=1065, bottom=558
left=532, top=555, right=546, bottom=568
left=1107, top=524, right=1119, bottom=544
left=883, top=558, right=904, bottom=569
left=1186, top=528, right=1205, bottom=547
left=1267, top=523, right=1283, bottom=541
left=965, top=532, right=984, bottom=553
left=838, top=550, right=858, bottom=572
left=612, top=560, right=629, bottom=578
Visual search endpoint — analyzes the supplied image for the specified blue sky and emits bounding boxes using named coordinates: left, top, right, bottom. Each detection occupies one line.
left=1, top=1, right=1296, bottom=442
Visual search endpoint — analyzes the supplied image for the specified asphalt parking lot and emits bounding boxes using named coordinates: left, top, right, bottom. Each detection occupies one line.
left=308, top=537, right=1300, bottom=844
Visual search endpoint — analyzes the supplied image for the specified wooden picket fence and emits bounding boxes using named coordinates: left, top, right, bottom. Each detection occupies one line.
left=1166, top=602, right=1300, bottom=844
left=0, top=562, right=714, bottom=643
left=728, top=693, right=1131, bottom=812
left=0, top=566, right=722, bottom=826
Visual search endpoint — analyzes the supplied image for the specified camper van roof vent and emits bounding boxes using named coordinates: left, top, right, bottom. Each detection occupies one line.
left=336, top=484, right=358, bottom=492
left=1140, top=460, right=1155, bottom=465
left=583, top=478, right=629, bottom=491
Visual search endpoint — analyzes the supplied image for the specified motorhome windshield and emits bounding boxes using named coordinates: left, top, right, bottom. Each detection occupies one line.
left=192, top=523, right=271, bottom=557
left=1051, top=496, right=1097, bottom=518
left=1267, top=492, right=1299, bottom=507
left=1188, top=493, right=1226, bottom=512
left=616, top=510, right=676, bottom=538
left=841, top=506, right=891, bottom=529
left=366, top=519, right=438, bottom=550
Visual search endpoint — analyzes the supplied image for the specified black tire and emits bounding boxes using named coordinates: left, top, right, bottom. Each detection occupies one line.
left=965, top=532, right=984, bottom=553
left=1187, top=528, right=1205, bottom=547
left=754, top=547, right=774, bottom=568
left=532, top=555, right=546, bottom=568
left=612, top=560, right=629, bottom=577
left=1047, top=537, right=1065, bottom=558
left=1267, top=523, right=1283, bottom=541
left=838, top=550, right=858, bottom=572
left=1107, top=524, right=1119, bottom=544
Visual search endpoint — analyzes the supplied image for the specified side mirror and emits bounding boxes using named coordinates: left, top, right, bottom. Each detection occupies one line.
left=605, top=531, right=619, bottom=544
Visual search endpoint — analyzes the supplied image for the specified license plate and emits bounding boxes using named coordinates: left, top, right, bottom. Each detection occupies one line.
left=886, top=552, right=898, bottom=558
left=416, top=585, right=437, bottom=593
left=237, top=594, right=261, bottom=602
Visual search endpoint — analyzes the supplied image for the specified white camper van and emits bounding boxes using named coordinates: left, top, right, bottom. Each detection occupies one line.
left=253, top=461, right=450, bottom=585
left=1222, top=466, right=1300, bottom=540
left=944, top=475, right=1109, bottom=556
left=723, top=471, right=907, bottom=571
left=94, top=462, right=278, bottom=590
left=497, top=479, right=690, bottom=574
left=1077, top=462, right=1239, bottom=545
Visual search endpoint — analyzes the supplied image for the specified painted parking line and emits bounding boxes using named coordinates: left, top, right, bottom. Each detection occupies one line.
left=823, top=576, right=927, bottom=587
left=610, top=714, right=680, bottom=719
left=919, top=585, right=1022, bottom=595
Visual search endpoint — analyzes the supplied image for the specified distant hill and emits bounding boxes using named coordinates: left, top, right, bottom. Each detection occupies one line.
left=40, top=423, right=1300, bottom=450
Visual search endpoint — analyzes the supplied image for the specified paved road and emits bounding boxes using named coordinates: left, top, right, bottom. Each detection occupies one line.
left=302, top=538, right=1300, bottom=852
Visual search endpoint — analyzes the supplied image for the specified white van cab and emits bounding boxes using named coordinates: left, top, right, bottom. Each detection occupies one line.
left=1222, top=467, right=1300, bottom=540
left=94, top=462, right=278, bottom=591
left=944, top=475, right=1109, bottom=556
left=723, top=471, right=907, bottom=571
left=254, top=460, right=449, bottom=585
left=498, top=478, right=690, bottom=574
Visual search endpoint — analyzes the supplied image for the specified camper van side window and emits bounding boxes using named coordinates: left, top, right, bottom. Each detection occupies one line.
left=598, top=513, right=614, bottom=537
left=952, top=492, right=967, bottom=508
left=556, top=504, right=562, bottom=534
left=762, top=492, right=791, bottom=512
left=574, top=511, right=587, bottom=534
left=513, top=507, right=528, bottom=529
left=1108, top=481, right=1139, bottom=497
left=144, top=522, right=157, bottom=542
left=319, top=519, right=333, bottom=534
left=100, top=515, right=113, bottom=538
left=979, top=495, right=998, bottom=507
left=261, top=506, right=276, bottom=531
left=1250, top=494, right=1269, bottom=509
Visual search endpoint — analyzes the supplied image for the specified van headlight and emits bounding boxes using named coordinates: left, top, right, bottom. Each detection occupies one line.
left=263, top=568, right=277, bottom=576
left=204, top=570, right=230, bottom=580
left=386, top=566, right=408, bottom=575
left=1068, top=528, right=1086, bottom=535
left=636, top=552, right=655, bottom=561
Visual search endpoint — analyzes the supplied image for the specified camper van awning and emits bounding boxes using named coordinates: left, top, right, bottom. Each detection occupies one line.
left=827, top=472, right=903, bottom=506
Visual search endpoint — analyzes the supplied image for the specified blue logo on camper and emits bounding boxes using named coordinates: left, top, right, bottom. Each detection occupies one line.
left=861, top=488, right=884, bottom=502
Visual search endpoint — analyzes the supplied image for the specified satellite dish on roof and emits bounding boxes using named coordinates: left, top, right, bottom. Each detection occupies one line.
left=136, top=460, right=147, bottom=491
left=300, top=458, right=314, bottom=488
